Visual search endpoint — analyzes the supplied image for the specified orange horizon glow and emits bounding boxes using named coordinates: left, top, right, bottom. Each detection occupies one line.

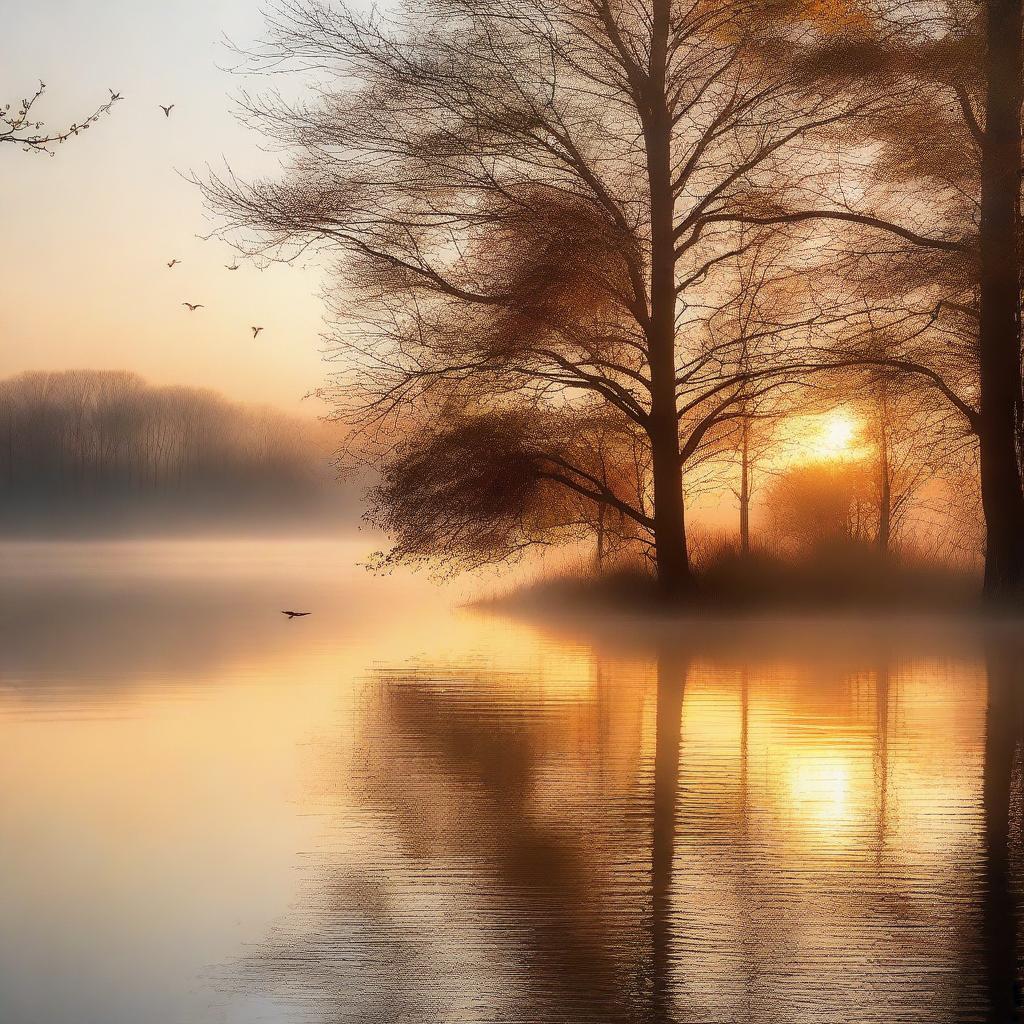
left=780, top=408, right=870, bottom=467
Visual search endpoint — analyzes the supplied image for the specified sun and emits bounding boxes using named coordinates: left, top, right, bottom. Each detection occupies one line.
left=771, top=408, right=867, bottom=467
left=819, top=411, right=857, bottom=458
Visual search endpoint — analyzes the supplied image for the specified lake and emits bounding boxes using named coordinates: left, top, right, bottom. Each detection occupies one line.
left=1, top=540, right=1021, bottom=1024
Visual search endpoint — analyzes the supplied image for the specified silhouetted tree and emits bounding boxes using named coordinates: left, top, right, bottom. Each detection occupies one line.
left=862, top=382, right=945, bottom=553
left=205, top=0, right=868, bottom=594
left=710, top=235, right=802, bottom=554
left=758, top=1, right=1024, bottom=594
left=978, top=0, right=1024, bottom=594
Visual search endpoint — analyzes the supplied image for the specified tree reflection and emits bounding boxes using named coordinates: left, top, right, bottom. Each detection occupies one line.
left=649, top=647, right=686, bottom=1024
left=373, top=674, right=639, bottom=1022
left=982, top=643, right=1024, bottom=1022
left=243, top=617, right=1024, bottom=1024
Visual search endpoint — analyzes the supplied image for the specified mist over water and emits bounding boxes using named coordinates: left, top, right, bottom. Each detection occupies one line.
left=2, top=540, right=1022, bottom=1024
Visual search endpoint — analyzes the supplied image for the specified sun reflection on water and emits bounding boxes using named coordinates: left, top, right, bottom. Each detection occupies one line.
left=1, top=542, right=1020, bottom=1024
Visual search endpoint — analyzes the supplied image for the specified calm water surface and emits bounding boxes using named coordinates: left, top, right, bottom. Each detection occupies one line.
left=2, top=540, right=1022, bottom=1024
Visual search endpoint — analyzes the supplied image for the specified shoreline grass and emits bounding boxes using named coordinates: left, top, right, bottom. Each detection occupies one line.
left=476, top=540, right=983, bottom=616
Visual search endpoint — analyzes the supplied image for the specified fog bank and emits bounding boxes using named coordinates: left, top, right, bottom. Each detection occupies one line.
left=0, top=370, right=363, bottom=536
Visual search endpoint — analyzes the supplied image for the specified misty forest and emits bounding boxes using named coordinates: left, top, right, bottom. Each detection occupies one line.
left=0, top=370, right=346, bottom=533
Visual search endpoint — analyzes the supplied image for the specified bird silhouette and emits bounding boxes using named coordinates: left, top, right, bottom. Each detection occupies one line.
left=251, top=326, right=264, bottom=338
left=109, top=89, right=122, bottom=101
left=159, top=104, right=175, bottom=117
left=167, top=259, right=181, bottom=269
left=281, top=610, right=311, bottom=619
left=225, top=261, right=240, bottom=271
left=183, top=302, right=204, bottom=312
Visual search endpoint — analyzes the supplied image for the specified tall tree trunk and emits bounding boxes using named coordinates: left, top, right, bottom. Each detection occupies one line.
left=877, top=414, right=891, bottom=553
left=979, top=0, right=1024, bottom=596
left=644, top=0, right=689, bottom=598
left=5, top=410, right=13, bottom=487
left=739, top=420, right=751, bottom=555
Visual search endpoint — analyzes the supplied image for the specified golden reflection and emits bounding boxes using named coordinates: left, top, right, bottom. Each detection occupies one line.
left=288, top=608, right=1012, bottom=1023
left=786, top=749, right=855, bottom=835
left=4, top=543, right=1024, bottom=1024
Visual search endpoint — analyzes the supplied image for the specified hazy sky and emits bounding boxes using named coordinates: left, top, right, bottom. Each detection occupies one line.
left=2, top=1, right=368, bottom=413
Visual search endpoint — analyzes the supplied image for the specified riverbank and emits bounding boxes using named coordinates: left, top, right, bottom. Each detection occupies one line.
left=478, top=544, right=982, bottom=615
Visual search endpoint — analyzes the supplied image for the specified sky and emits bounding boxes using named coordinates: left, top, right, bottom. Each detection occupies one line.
left=1, top=0, right=369, bottom=414
left=1, top=2, right=863, bottom=462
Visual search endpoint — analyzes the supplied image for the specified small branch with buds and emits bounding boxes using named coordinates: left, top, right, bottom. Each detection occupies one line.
left=0, top=81, right=121, bottom=155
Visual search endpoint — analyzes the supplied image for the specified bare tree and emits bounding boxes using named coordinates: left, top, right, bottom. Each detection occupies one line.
left=1, top=81, right=121, bottom=154
left=708, top=234, right=808, bottom=554
left=977, top=0, right=1024, bottom=593
left=204, top=0, right=868, bottom=594
left=737, top=0, right=1024, bottom=595
left=864, top=382, right=942, bottom=553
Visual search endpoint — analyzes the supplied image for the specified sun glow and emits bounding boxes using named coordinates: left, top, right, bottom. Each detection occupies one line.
left=818, top=411, right=858, bottom=459
left=777, top=408, right=866, bottom=467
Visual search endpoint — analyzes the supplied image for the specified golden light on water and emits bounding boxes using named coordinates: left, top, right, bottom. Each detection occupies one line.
left=786, top=749, right=856, bottom=838
left=0, top=539, right=1010, bottom=1023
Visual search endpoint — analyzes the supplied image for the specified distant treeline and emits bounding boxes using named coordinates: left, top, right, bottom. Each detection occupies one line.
left=0, top=370, right=352, bottom=534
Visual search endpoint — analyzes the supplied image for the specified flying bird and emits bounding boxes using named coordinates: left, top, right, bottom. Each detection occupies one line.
left=225, top=261, right=240, bottom=271
left=166, top=259, right=181, bottom=269
left=159, top=104, right=175, bottom=117
left=182, top=302, right=204, bottom=312
left=281, top=610, right=311, bottom=619
left=251, top=326, right=264, bottom=338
